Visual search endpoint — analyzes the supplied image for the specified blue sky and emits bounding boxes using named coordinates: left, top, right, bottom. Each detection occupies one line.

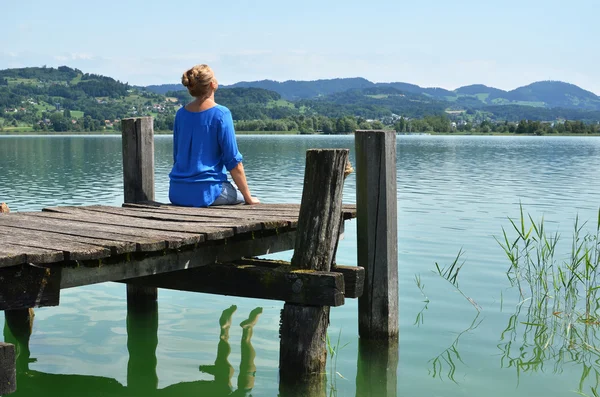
left=2, top=0, right=598, bottom=93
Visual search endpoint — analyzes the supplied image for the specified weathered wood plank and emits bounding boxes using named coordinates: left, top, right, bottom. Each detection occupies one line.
left=232, top=258, right=364, bottom=299
left=125, top=202, right=357, bottom=219
left=0, top=244, right=63, bottom=267
left=0, top=264, right=61, bottom=310
left=0, top=214, right=168, bottom=252
left=60, top=229, right=297, bottom=289
left=122, top=204, right=294, bottom=228
left=41, top=207, right=234, bottom=240
left=20, top=212, right=202, bottom=248
left=0, top=342, right=16, bottom=395
left=79, top=205, right=263, bottom=234
left=0, top=229, right=111, bottom=262
left=125, top=262, right=345, bottom=306
left=280, top=149, right=349, bottom=397
left=0, top=225, right=135, bottom=256
left=356, top=130, right=399, bottom=340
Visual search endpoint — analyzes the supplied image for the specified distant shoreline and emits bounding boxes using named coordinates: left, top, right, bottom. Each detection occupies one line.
left=2, top=130, right=600, bottom=137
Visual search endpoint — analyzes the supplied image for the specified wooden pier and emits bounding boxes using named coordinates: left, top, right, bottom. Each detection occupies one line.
left=0, top=120, right=399, bottom=396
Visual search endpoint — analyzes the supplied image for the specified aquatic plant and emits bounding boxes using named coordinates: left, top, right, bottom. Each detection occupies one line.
left=326, top=329, right=349, bottom=397
left=496, top=205, right=600, bottom=394
left=434, top=248, right=481, bottom=312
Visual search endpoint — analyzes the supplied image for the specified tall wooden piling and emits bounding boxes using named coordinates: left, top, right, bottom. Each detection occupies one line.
left=121, top=117, right=158, bottom=305
left=355, top=130, right=399, bottom=340
left=0, top=342, right=16, bottom=395
left=279, top=149, right=349, bottom=397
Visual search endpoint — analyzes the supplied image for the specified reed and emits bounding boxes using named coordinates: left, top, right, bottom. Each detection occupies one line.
left=496, top=205, right=600, bottom=395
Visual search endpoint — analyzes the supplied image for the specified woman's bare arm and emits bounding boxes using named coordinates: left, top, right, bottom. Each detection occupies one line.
left=229, top=162, right=260, bottom=205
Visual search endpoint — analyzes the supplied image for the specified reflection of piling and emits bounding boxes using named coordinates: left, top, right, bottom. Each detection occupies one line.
left=279, top=149, right=349, bottom=397
left=121, top=117, right=158, bottom=308
left=355, top=130, right=399, bottom=340
left=356, top=339, right=399, bottom=397
left=126, top=301, right=158, bottom=393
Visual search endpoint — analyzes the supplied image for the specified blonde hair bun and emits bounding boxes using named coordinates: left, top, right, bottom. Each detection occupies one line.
left=181, top=64, right=216, bottom=99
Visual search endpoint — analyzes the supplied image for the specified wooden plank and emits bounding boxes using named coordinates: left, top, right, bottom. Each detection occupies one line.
left=0, top=248, right=26, bottom=268
left=0, top=229, right=111, bottom=262
left=0, top=342, right=16, bottom=395
left=356, top=130, right=399, bottom=340
left=125, top=202, right=357, bottom=218
left=0, top=264, right=61, bottom=310
left=0, top=214, right=168, bottom=252
left=79, top=205, right=263, bottom=234
left=0, top=244, right=63, bottom=266
left=19, top=212, right=202, bottom=248
left=280, top=149, right=349, bottom=396
left=41, top=207, right=234, bottom=240
left=125, top=262, right=345, bottom=307
left=60, top=229, right=297, bottom=289
left=121, top=204, right=294, bottom=228
left=0, top=225, right=135, bottom=256
left=233, top=258, right=364, bottom=299
left=122, top=117, right=154, bottom=204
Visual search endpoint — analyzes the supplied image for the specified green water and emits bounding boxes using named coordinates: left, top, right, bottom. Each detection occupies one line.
left=2, top=135, right=600, bottom=396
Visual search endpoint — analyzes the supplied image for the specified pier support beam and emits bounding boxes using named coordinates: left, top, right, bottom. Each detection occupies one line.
left=279, top=149, right=349, bottom=397
left=121, top=117, right=158, bottom=307
left=355, top=130, right=399, bottom=340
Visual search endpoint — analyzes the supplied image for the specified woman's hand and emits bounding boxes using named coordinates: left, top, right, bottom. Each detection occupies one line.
left=246, top=197, right=260, bottom=205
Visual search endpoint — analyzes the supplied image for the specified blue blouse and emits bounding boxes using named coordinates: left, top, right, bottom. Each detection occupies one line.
left=168, top=105, right=243, bottom=207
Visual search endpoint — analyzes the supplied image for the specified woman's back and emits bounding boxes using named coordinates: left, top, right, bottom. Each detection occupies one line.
left=169, top=104, right=243, bottom=207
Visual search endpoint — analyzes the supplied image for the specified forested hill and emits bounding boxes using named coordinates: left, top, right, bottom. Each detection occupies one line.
left=2, top=66, right=600, bottom=134
left=146, top=78, right=600, bottom=111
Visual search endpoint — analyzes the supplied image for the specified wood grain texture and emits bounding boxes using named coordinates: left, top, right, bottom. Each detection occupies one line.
left=125, top=262, right=345, bottom=306
left=0, top=264, right=61, bottom=310
left=355, top=130, right=399, bottom=340
left=122, top=117, right=155, bottom=204
left=0, top=342, right=16, bottom=395
left=280, top=149, right=349, bottom=395
left=233, top=258, right=364, bottom=299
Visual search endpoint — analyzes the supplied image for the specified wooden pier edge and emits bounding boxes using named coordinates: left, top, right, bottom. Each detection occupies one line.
left=355, top=130, right=399, bottom=340
left=279, top=149, right=349, bottom=396
left=121, top=117, right=158, bottom=307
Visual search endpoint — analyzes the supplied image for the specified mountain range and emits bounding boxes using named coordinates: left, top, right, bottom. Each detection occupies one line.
left=146, top=78, right=600, bottom=111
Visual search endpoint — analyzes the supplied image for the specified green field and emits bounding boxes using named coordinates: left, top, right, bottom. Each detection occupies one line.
left=266, top=99, right=295, bottom=109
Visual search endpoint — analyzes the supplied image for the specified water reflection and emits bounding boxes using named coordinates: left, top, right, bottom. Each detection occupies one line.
left=4, top=304, right=263, bottom=397
left=356, top=339, right=399, bottom=397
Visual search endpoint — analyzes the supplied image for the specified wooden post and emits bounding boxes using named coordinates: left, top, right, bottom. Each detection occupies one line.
left=2, top=203, right=28, bottom=394
left=121, top=117, right=155, bottom=204
left=279, top=149, right=349, bottom=397
left=355, top=130, right=399, bottom=340
left=121, top=117, right=158, bottom=306
left=0, top=342, right=16, bottom=395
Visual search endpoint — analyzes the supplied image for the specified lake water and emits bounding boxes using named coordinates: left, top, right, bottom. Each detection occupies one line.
left=2, top=134, right=600, bottom=396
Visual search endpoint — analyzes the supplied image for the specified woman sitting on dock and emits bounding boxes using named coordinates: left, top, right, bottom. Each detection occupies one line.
left=169, top=64, right=260, bottom=207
